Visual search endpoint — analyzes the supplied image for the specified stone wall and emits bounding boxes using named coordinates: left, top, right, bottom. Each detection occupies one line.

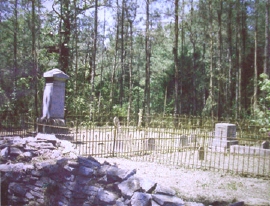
left=0, top=134, right=238, bottom=206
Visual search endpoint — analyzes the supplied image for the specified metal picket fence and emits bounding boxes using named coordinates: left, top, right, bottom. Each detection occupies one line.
left=1, top=113, right=269, bottom=177
left=71, top=122, right=270, bottom=177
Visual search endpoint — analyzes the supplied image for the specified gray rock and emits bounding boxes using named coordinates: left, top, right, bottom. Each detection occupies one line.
left=78, top=156, right=101, bottom=168
left=10, top=147, right=23, bottom=156
left=75, top=175, right=92, bottom=185
left=5, top=136, right=21, bottom=143
left=11, top=138, right=26, bottom=147
left=0, top=147, right=8, bottom=157
left=9, top=182, right=27, bottom=197
left=262, top=141, right=269, bottom=149
left=63, top=181, right=76, bottom=191
left=185, top=202, right=205, bottom=206
left=155, top=184, right=176, bottom=196
left=49, top=150, right=62, bottom=159
left=130, top=192, right=152, bottom=206
left=152, top=194, right=184, bottom=206
left=60, top=187, right=73, bottom=198
left=22, top=151, right=33, bottom=158
left=0, top=163, right=33, bottom=172
left=39, top=142, right=55, bottom=149
left=83, top=185, right=99, bottom=196
left=31, top=170, right=43, bottom=177
left=8, top=195, right=29, bottom=204
left=138, top=176, right=157, bottom=193
left=97, top=164, right=111, bottom=176
left=57, top=196, right=69, bottom=206
left=24, top=137, right=36, bottom=142
left=107, top=165, right=136, bottom=183
left=229, top=201, right=244, bottom=206
left=35, top=176, right=55, bottom=187
left=116, top=198, right=127, bottom=206
left=97, top=175, right=108, bottom=184
left=78, top=165, right=94, bottom=177
left=60, top=140, right=75, bottom=153
left=68, top=160, right=80, bottom=168
left=57, top=158, right=69, bottom=167
left=25, top=142, right=41, bottom=150
left=36, top=133, right=58, bottom=143
left=0, top=164, right=11, bottom=172
left=30, top=189, right=44, bottom=198
left=25, top=192, right=35, bottom=200
left=151, top=199, right=160, bottom=206
left=118, top=176, right=141, bottom=198
left=43, top=164, right=60, bottom=174
left=97, top=188, right=119, bottom=205
left=36, top=198, right=45, bottom=204
left=35, top=160, right=56, bottom=170
left=0, top=140, right=8, bottom=148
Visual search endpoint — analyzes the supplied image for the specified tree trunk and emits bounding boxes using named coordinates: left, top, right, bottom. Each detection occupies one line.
left=31, top=0, right=38, bottom=117
left=254, top=0, right=258, bottom=114
left=264, top=0, right=270, bottom=75
left=174, top=0, right=179, bottom=118
left=74, top=0, right=78, bottom=94
left=235, top=0, right=242, bottom=119
left=13, top=0, right=18, bottom=110
left=209, top=0, right=214, bottom=118
left=110, top=0, right=120, bottom=113
left=120, top=0, right=125, bottom=107
left=127, top=19, right=133, bottom=125
left=144, top=0, right=151, bottom=125
left=60, top=0, right=71, bottom=73
left=217, top=1, right=223, bottom=119
left=226, top=1, right=233, bottom=117
left=90, top=0, right=98, bottom=119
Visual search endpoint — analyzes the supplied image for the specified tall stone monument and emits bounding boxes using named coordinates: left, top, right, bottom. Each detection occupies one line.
left=211, top=123, right=238, bottom=151
left=37, top=68, right=69, bottom=133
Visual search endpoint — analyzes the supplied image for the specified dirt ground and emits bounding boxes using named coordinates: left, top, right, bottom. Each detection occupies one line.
left=96, top=157, right=270, bottom=206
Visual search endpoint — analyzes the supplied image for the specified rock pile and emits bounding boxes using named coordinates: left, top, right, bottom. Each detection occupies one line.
left=0, top=134, right=217, bottom=205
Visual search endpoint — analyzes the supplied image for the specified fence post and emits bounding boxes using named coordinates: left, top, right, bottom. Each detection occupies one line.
left=113, top=117, right=121, bottom=156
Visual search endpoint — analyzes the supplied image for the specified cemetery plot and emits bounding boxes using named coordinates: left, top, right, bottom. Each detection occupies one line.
left=71, top=126, right=270, bottom=177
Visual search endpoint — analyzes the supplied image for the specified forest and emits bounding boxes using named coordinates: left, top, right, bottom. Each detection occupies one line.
left=0, top=0, right=270, bottom=123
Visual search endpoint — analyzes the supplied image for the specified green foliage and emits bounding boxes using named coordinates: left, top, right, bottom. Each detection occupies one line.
left=112, top=104, right=128, bottom=117
left=251, top=73, right=270, bottom=133
left=0, top=0, right=269, bottom=121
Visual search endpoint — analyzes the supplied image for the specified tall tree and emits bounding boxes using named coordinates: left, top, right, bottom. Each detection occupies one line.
left=119, top=0, right=126, bottom=107
left=253, top=0, right=258, bottom=114
left=13, top=0, right=18, bottom=109
left=226, top=0, right=233, bottom=116
left=217, top=0, right=223, bottom=118
left=31, top=0, right=39, bottom=117
left=144, top=0, right=151, bottom=124
left=174, top=0, right=179, bottom=117
left=90, top=0, right=98, bottom=119
left=110, top=0, right=120, bottom=112
left=126, top=1, right=137, bottom=125
left=264, top=0, right=270, bottom=75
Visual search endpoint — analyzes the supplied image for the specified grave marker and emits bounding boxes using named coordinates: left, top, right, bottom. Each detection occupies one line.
left=37, top=68, right=69, bottom=134
left=212, top=123, right=238, bottom=150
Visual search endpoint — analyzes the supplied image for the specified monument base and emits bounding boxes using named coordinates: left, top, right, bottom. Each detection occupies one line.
left=211, top=138, right=238, bottom=152
left=36, top=118, right=72, bottom=140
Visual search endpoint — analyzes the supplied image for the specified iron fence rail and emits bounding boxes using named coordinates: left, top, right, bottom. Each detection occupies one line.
left=72, top=125, right=270, bottom=177
left=0, top=113, right=269, bottom=177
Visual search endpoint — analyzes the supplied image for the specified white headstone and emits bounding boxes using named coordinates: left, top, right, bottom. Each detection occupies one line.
left=212, top=123, right=238, bottom=150
left=41, top=68, right=69, bottom=119
left=214, top=123, right=236, bottom=139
